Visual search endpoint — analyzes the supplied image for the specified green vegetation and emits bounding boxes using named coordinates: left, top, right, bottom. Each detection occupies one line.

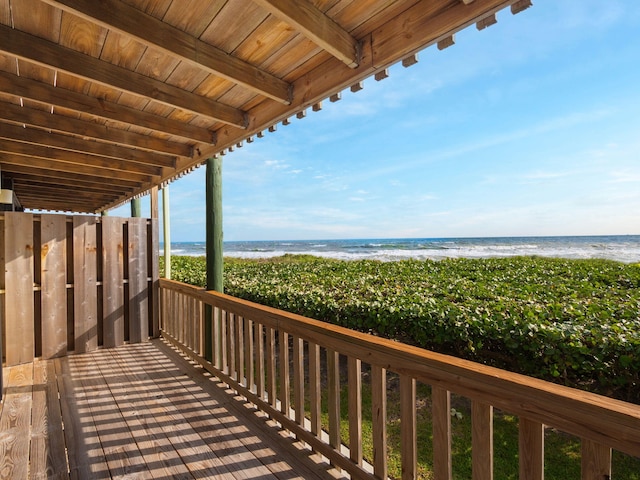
left=169, top=254, right=640, bottom=401
left=166, top=254, right=640, bottom=478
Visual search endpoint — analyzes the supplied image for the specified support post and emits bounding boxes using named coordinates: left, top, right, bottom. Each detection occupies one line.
left=131, top=197, right=141, bottom=217
left=162, top=186, right=171, bottom=279
left=205, top=155, right=223, bottom=361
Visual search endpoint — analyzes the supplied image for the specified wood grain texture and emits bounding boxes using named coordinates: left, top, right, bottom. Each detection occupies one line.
left=519, top=417, right=544, bottom=480
left=472, top=401, right=493, bottom=480
left=400, top=375, right=417, bottom=480
left=101, top=216, right=124, bottom=348
left=127, top=217, right=148, bottom=343
left=348, top=356, right=362, bottom=465
left=4, top=212, right=35, bottom=366
left=327, top=348, right=340, bottom=449
left=580, top=440, right=611, bottom=480
left=432, top=386, right=452, bottom=480
left=371, top=364, right=387, bottom=479
left=40, top=214, right=67, bottom=359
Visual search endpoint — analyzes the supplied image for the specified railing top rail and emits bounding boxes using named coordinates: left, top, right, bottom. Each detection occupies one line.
left=160, top=278, right=640, bottom=457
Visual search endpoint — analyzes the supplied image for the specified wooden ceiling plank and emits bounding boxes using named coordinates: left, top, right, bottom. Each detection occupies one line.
left=0, top=153, right=153, bottom=182
left=39, top=0, right=292, bottom=104
left=0, top=139, right=163, bottom=177
left=253, top=0, right=360, bottom=68
left=0, top=122, right=177, bottom=168
left=0, top=24, right=248, bottom=128
left=0, top=101, right=193, bottom=157
left=9, top=174, right=130, bottom=194
left=0, top=163, right=140, bottom=189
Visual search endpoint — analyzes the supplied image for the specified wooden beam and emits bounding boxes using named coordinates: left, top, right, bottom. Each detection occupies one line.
left=0, top=122, right=176, bottom=168
left=9, top=173, right=130, bottom=194
left=0, top=24, right=248, bottom=128
left=0, top=163, right=141, bottom=189
left=12, top=178, right=123, bottom=196
left=0, top=139, right=163, bottom=176
left=0, top=102, right=193, bottom=157
left=253, top=0, right=360, bottom=68
left=0, top=153, right=154, bottom=183
left=39, top=0, right=292, bottom=105
left=0, top=71, right=214, bottom=143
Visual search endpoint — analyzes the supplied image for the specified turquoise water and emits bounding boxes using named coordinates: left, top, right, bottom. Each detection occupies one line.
left=165, top=235, right=640, bottom=263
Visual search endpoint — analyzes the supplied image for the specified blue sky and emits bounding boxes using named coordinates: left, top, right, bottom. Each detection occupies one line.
left=113, top=1, right=640, bottom=242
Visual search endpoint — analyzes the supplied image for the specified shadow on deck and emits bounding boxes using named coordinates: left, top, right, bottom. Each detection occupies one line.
left=0, top=339, right=346, bottom=480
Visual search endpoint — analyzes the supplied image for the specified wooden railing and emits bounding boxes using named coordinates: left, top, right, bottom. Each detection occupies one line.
left=159, top=278, right=640, bottom=480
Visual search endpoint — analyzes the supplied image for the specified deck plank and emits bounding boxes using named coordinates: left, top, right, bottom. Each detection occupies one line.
left=0, top=340, right=343, bottom=480
left=0, top=363, right=33, bottom=480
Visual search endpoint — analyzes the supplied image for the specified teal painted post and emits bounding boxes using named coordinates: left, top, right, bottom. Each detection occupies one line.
left=131, top=197, right=141, bottom=217
left=205, top=156, right=223, bottom=362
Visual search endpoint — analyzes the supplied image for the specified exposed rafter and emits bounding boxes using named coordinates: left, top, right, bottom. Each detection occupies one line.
left=0, top=102, right=192, bottom=157
left=252, top=0, right=360, bottom=68
left=0, top=123, right=176, bottom=169
left=0, top=72, right=214, bottom=143
left=38, top=0, right=292, bottom=105
left=0, top=25, right=248, bottom=128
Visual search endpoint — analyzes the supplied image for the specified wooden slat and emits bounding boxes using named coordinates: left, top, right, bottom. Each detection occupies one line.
left=255, top=322, right=265, bottom=398
left=40, top=214, right=68, bottom=359
left=0, top=138, right=163, bottom=176
left=4, top=212, right=34, bottom=365
left=244, top=317, right=254, bottom=391
left=39, top=0, right=292, bottom=104
left=128, top=217, right=148, bottom=343
left=519, top=417, right=544, bottom=480
left=0, top=102, right=193, bottom=157
left=432, top=386, right=452, bottom=480
left=472, top=401, right=493, bottom=480
left=293, top=335, right=304, bottom=426
left=327, top=348, right=341, bottom=451
left=0, top=24, right=248, bottom=128
left=30, top=360, right=68, bottom=478
left=266, top=326, right=277, bottom=408
left=400, top=375, right=417, bottom=480
left=0, top=363, right=34, bottom=478
left=581, top=440, right=611, bottom=480
left=73, top=216, right=98, bottom=353
left=254, top=0, right=360, bottom=67
left=0, top=122, right=176, bottom=168
left=348, top=356, right=362, bottom=466
left=0, top=70, right=213, bottom=144
left=279, top=330, right=291, bottom=416
left=309, top=341, right=321, bottom=436
left=101, top=216, right=124, bottom=348
left=371, top=364, right=387, bottom=479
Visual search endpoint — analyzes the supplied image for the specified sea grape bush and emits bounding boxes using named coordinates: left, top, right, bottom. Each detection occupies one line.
left=166, top=255, right=640, bottom=401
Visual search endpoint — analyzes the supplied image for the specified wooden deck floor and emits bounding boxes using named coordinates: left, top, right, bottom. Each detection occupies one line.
left=0, top=339, right=347, bottom=480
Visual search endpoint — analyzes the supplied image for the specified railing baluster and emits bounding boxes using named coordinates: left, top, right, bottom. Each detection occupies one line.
left=328, top=348, right=341, bottom=451
left=255, top=322, right=264, bottom=398
left=196, top=299, right=203, bottom=356
left=212, top=306, right=220, bottom=368
left=266, top=326, right=276, bottom=408
left=293, top=336, right=304, bottom=427
left=581, top=439, right=611, bottom=480
left=244, top=318, right=254, bottom=391
left=432, top=386, right=452, bottom=480
left=220, top=310, right=228, bottom=373
left=236, top=315, right=244, bottom=384
left=371, top=364, right=387, bottom=479
left=472, top=400, right=493, bottom=480
left=348, top=356, right=362, bottom=466
left=279, top=330, right=291, bottom=416
left=400, top=375, right=417, bottom=480
left=228, top=312, right=236, bottom=380
left=309, top=342, right=321, bottom=436
left=519, top=417, right=544, bottom=480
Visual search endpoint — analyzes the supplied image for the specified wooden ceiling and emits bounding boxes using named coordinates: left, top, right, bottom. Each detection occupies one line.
left=0, top=0, right=531, bottom=213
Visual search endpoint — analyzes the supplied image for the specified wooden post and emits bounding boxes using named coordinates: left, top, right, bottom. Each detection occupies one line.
left=205, top=155, right=223, bottom=361
left=131, top=197, right=141, bottom=217
left=162, top=186, right=171, bottom=279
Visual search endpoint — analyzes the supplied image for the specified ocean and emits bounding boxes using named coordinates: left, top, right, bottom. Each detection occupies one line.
left=166, top=235, right=640, bottom=264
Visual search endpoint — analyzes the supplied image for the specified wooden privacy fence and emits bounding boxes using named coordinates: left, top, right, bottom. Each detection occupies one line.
left=159, top=278, right=640, bottom=480
left=0, top=212, right=159, bottom=366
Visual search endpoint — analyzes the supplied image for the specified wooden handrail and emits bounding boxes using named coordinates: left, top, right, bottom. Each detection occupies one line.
left=159, top=278, right=640, bottom=478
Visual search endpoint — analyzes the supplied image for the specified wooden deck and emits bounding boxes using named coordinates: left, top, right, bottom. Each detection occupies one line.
left=0, top=339, right=346, bottom=480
